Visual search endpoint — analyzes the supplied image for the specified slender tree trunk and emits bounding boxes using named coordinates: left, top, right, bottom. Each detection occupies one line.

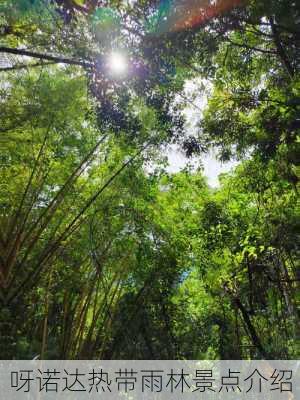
left=269, top=17, right=295, bottom=78
left=224, top=283, right=268, bottom=358
left=0, top=304, right=18, bottom=359
left=41, top=272, right=52, bottom=359
left=233, top=296, right=268, bottom=358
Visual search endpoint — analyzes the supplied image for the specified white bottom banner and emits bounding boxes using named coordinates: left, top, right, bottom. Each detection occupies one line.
left=0, top=360, right=299, bottom=399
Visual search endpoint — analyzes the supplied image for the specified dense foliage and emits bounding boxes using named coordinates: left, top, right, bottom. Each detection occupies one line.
left=0, top=0, right=299, bottom=359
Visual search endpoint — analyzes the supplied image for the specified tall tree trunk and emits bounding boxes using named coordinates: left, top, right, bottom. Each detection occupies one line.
left=269, top=17, right=295, bottom=78
left=224, top=283, right=268, bottom=358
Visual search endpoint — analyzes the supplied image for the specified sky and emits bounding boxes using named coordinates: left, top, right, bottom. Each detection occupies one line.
left=166, top=147, right=238, bottom=187
left=165, top=78, right=238, bottom=187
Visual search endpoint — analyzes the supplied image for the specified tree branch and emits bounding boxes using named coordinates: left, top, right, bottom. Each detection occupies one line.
left=0, top=61, right=56, bottom=72
left=0, top=46, right=94, bottom=69
left=226, top=37, right=276, bottom=55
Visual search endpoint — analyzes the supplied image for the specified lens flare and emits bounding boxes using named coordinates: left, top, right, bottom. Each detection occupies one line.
left=91, top=7, right=121, bottom=41
left=147, top=0, right=243, bottom=35
left=108, top=52, right=127, bottom=75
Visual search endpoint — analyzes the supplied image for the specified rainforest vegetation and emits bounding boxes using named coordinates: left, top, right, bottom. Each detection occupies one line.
left=0, top=0, right=299, bottom=360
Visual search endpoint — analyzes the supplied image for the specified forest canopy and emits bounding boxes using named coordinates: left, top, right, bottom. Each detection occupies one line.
left=0, top=0, right=299, bottom=359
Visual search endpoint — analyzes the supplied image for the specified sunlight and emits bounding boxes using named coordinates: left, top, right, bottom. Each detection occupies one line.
left=108, top=51, right=127, bottom=75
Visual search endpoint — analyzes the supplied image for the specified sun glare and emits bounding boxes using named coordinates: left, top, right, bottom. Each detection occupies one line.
left=108, top=52, right=127, bottom=75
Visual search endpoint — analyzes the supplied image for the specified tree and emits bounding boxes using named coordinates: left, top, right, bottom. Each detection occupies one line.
left=0, top=0, right=298, bottom=360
